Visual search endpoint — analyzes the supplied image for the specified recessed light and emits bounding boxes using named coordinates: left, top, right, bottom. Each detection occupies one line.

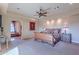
left=57, top=18, right=62, bottom=24
left=57, top=6, right=59, bottom=8
left=46, top=20, right=50, bottom=25
left=17, top=8, right=20, bottom=10
left=51, top=20, right=55, bottom=24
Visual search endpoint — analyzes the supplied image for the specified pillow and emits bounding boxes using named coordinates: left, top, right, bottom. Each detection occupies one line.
left=53, top=29, right=61, bottom=39
left=53, top=30, right=58, bottom=34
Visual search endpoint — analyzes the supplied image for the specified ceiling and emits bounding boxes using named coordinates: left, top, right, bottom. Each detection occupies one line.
left=0, top=3, right=8, bottom=14
left=8, top=3, right=79, bottom=19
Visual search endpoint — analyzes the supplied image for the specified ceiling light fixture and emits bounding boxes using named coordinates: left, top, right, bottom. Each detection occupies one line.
left=57, top=18, right=62, bottom=24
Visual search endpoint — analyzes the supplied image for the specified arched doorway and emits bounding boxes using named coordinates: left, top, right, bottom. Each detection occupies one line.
left=10, top=21, right=22, bottom=40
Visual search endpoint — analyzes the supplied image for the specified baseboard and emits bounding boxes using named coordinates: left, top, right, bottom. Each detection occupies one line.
left=71, top=42, right=79, bottom=46
left=23, top=37, right=33, bottom=40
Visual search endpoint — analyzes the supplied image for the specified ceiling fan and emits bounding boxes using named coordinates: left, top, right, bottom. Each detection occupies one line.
left=34, top=7, right=50, bottom=18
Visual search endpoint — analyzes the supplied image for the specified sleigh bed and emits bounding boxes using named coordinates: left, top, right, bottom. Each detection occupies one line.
left=34, top=29, right=61, bottom=46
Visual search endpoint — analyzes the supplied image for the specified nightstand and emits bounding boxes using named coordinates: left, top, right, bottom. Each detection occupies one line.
left=61, top=33, right=72, bottom=43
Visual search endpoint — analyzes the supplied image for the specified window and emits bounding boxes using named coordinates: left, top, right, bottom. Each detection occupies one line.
left=10, top=23, right=15, bottom=32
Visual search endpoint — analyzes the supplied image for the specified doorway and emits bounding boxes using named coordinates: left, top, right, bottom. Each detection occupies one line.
left=10, top=21, right=22, bottom=39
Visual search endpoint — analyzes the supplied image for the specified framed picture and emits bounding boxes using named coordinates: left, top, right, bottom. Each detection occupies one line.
left=29, top=22, right=35, bottom=30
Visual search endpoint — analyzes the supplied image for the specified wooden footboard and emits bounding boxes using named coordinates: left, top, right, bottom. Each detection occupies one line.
left=34, top=32, right=55, bottom=46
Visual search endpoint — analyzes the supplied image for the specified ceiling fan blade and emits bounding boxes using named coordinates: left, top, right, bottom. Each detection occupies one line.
left=43, top=12, right=47, bottom=14
left=43, top=14, right=47, bottom=17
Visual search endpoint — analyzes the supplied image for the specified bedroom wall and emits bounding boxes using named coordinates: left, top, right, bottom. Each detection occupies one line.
left=39, top=14, right=79, bottom=43
left=65, top=15, right=79, bottom=43
left=2, top=11, right=38, bottom=40
left=0, top=3, right=11, bottom=40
